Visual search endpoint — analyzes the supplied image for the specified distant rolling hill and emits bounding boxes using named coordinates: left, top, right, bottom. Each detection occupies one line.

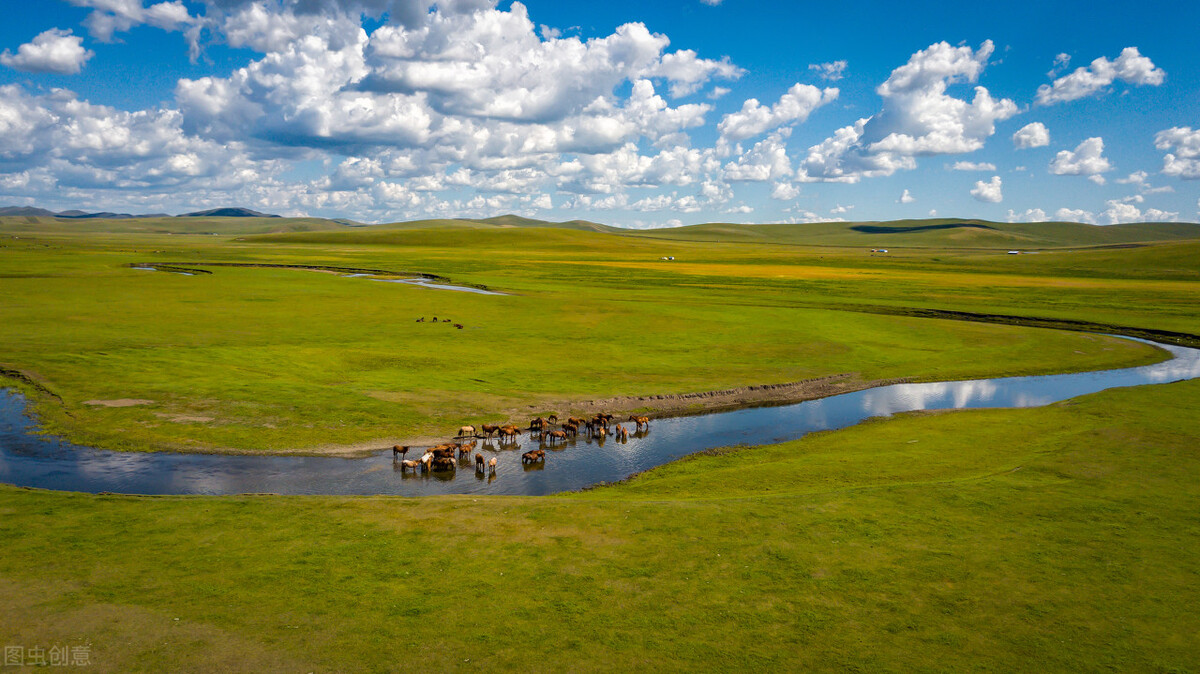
left=4, top=208, right=1199, bottom=248
left=179, top=207, right=280, bottom=218
left=0, top=215, right=346, bottom=236
left=366, top=214, right=616, bottom=233
left=620, top=218, right=1200, bottom=249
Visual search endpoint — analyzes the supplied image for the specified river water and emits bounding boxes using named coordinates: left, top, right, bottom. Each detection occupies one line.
left=1, top=338, right=1197, bottom=496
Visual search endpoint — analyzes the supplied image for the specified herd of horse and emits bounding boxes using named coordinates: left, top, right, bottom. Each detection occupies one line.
left=391, top=412, right=652, bottom=476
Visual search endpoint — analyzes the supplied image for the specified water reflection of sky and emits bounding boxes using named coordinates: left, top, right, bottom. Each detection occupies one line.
left=2, top=338, right=1198, bottom=496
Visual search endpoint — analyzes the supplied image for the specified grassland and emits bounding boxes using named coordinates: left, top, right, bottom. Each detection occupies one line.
left=2, top=214, right=1199, bottom=670
left=0, top=376, right=1197, bottom=671
left=2, top=216, right=1198, bottom=453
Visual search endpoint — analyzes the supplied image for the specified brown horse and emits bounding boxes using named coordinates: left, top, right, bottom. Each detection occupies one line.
left=567, top=416, right=586, bottom=427
left=399, top=459, right=421, bottom=472
left=521, top=449, right=545, bottom=464
left=544, top=430, right=568, bottom=445
left=475, top=453, right=485, bottom=471
left=432, top=457, right=456, bottom=471
left=499, top=427, right=520, bottom=443
left=614, top=425, right=629, bottom=441
left=480, top=424, right=500, bottom=439
left=629, top=415, right=650, bottom=431
left=392, top=445, right=410, bottom=459
left=562, top=423, right=578, bottom=438
left=457, top=425, right=475, bottom=438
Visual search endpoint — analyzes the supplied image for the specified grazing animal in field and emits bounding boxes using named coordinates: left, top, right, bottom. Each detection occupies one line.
left=629, top=415, right=650, bottom=431
left=432, top=457, right=456, bottom=471
left=432, top=317, right=437, bottom=322
left=614, top=425, right=629, bottom=441
left=475, top=453, right=485, bottom=471
left=454, top=323, right=463, bottom=329
left=458, top=425, right=475, bottom=438
left=480, top=424, right=500, bottom=439
left=488, top=457, right=497, bottom=473
left=442, top=319, right=451, bottom=323
left=416, top=317, right=425, bottom=322
left=521, top=449, right=545, bottom=464
left=392, top=445, right=410, bottom=459
left=400, top=459, right=420, bottom=472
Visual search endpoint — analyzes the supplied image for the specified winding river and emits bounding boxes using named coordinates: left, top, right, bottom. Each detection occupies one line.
left=1, top=337, right=1198, bottom=496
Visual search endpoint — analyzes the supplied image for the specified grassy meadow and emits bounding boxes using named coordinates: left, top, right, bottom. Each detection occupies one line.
left=0, top=376, right=1197, bottom=671
left=2, top=216, right=1197, bottom=453
left=2, top=215, right=1200, bottom=670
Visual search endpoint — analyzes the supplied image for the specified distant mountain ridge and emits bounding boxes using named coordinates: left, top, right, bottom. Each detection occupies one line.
left=0, top=205, right=278, bottom=218
left=179, top=207, right=280, bottom=218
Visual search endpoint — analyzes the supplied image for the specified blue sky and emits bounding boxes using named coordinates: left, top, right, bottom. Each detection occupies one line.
left=1, top=0, right=1197, bottom=226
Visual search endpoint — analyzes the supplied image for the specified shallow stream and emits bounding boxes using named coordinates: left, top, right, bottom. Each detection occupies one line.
left=1, top=338, right=1197, bottom=496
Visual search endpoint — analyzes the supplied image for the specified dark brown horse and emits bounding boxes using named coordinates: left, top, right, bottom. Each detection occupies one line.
left=392, top=445, right=410, bottom=459
left=521, top=449, right=545, bottom=464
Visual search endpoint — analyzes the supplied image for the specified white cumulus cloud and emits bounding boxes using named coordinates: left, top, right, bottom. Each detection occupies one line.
left=898, top=189, right=914, bottom=204
left=797, top=41, right=1016, bottom=182
left=0, top=29, right=94, bottom=75
left=808, top=60, right=847, bottom=81
left=1012, top=122, right=1050, bottom=149
left=1007, top=208, right=1047, bottom=222
left=970, top=175, right=1003, bottom=203
left=1155, top=127, right=1200, bottom=179
left=951, top=160, right=996, bottom=171
left=1035, top=47, right=1165, bottom=105
left=1049, top=137, right=1112, bottom=177
left=1102, top=199, right=1178, bottom=224
left=717, top=83, right=838, bottom=145
left=1054, top=208, right=1097, bottom=224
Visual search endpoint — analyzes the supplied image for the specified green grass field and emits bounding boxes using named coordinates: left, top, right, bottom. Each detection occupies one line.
left=0, top=377, right=1196, bottom=671
left=2, top=216, right=1197, bottom=453
left=2, top=214, right=1199, bottom=670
